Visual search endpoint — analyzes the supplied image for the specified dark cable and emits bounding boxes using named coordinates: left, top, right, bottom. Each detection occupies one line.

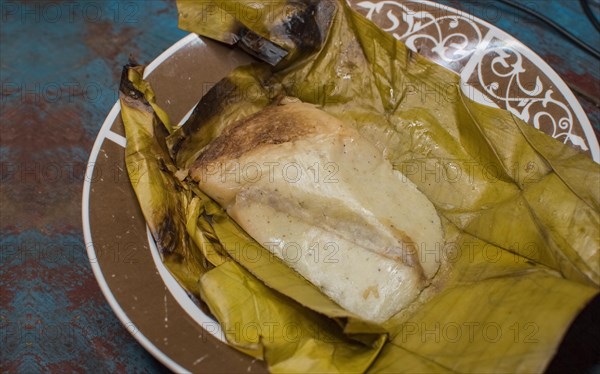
left=495, top=0, right=600, bottom=60
left=580, top=0, right=600, bottom=34
left=569, top=83, right=600, bottom=107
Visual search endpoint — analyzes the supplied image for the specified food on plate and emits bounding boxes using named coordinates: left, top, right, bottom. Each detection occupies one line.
left=189, top=99, right=444, bottom=323
left=120, top=0, right=600, bottom=372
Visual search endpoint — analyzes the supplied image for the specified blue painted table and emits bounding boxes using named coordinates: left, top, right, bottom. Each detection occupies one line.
left=1, top=0, right=598, bottom=372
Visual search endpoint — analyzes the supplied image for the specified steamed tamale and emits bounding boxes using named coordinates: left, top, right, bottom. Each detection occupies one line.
left=189, top=99, right=444, bottom=323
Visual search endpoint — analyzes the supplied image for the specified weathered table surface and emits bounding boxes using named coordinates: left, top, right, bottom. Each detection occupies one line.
left=1, top=0, right=598, bottom=372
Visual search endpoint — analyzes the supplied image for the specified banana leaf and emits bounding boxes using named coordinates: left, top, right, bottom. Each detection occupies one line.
left=120, top=0, right=600, bottom=372
left=175, top=0, right=599, bottom=282
left=119, top=63, right=210, bottom=297
left=120, top=63, right=387, bottom=372
left=200, top=260, right=387, bottom=372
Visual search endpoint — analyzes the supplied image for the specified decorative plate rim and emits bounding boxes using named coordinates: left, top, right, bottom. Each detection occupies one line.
left=354, top=0, right=599, bottom=160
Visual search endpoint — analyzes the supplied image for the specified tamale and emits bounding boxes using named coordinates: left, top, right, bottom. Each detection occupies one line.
left=189, top=99, right=444, bottom=323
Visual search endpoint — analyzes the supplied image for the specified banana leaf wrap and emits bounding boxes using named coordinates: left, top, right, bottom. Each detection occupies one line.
left=119, top=0, right=600, bottom=372
left=120, top=63, right=387, bottom=372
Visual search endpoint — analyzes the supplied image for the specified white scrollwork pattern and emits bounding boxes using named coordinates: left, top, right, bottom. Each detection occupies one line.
left=477, top=47, right=588, bottom=151
left=354, top=0, right=590, bottom=152
left=356, top=1, right=483, bottom=65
